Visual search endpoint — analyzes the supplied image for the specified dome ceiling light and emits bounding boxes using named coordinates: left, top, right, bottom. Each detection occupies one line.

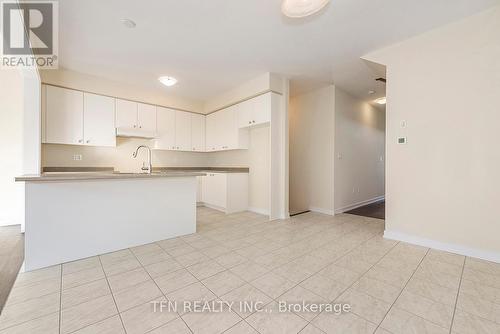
left=281, top=0, right=330, bottom=18
left=158, top=76, right=178, bottom=87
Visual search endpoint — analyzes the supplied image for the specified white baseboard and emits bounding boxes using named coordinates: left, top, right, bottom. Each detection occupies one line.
left=335, top=196, right=385, bottom=214
left=384, top=230, right=500, bottom=264
left=309, top=207, right=335, bottom=216
left=248, top=207, right=269, bottom=216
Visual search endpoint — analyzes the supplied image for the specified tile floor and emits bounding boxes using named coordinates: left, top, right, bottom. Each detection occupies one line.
left=0, top=207, right=499, bottom=333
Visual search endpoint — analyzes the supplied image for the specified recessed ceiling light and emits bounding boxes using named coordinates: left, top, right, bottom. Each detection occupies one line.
left=375, top=97, right=387, bottom=105
left=121, top=18, right=136, bottom=28
left=282, top=0, right=330, bottom=18
left=158, top=76, right=177, bottom=87
left=368, top=90, right=376, bottom=95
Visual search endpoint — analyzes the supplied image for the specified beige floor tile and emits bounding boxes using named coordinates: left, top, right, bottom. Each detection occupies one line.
left=174, top=251, right=209, bottom=267
left=426, top=249, right=465, bottom=267
left=113, top=280, right=163, bottom=312
left=200, top=245, right=232, bottom=259
left=313, top=311, right=377, bottom=334
left=420, top=258, right=464, bottom=277
left=451, top=309, right=500, bottom=334
left=462, top=267, right=500, bottom=289
left=374, top=328, right=392, bottom=334
left=13, top=265, right=61, bottom=288
left=62, top=265, right=105, bottom=290
left=0, top=312, right=58, bottom=334
left=6, top=276, right=60, bottom=305
left=157, top=237, right=187, bottom=251
left=251, top=272, right=297, bottom=299
left=365, top=265, right=412, bottom=289
left=220, top=284, right=273, bottom=318
left=0, top=292, right=60, bottom=330
left=334, top=254, right=374, bottom=274
left=394, top=290, right=454, bottom=329
left=165, top=244, right=197, bottom=257
left=134, top=249, right=171, bottom=266
left=404, top=277, right=458, bottom=306
left=130, top=243, right=163, bottom=256
left=278, top=285, right=327, bottom=321
left=61, top=278, right=110, bottom=309
left=299, top=324, right=326, bottom=334
left=144, top=258, right=183, bottom=278
left=229, top=261, right=269, bottom=282
left=120, top=297, right=178, bottom=334
left=215, top=252, right=248, bottom=269
left=246, top=301, right=308, bottom=334
left=224, top=321, right=259, bottom=333
left=352, top=276, right=402, bottom=304
left=300, top=273, right=347, bottom=302
left=107, top=267, right=151, bottom=293
left=380, top=307, right=448, bottom=334
left=456, top=291, right=500, bottom=324
left=187, top=260, right=226, bottom=280
left=338, top=288, right=391, bottom=324
left=460, top=278, right=500, bottom=304
left=148, top=318, right=191, bottom=334
left=102, top=257, right=141, bottom=277
left=465, top=258, right=500, bottom=277
left=100, top=249, right=134, bottom=266
left=202, top=270, right=246, bottom=297
left=62, top=257, right=101, bottom=276
left=272, top=261, right=316, bottom=284
left=318, top=264, right=362, bottom=286
left=413, top=266, right=461, bottom=290
left=71, top=315, right=125, bottom=334
left=60, top=294, right=117, bottom=334
left=154, top=268, right=198, bottom=294
left=166, top=282, right=217, bottom=314
left=235, top=245, right=268, bottom=259
left=182, top=306, right=241, bottom=334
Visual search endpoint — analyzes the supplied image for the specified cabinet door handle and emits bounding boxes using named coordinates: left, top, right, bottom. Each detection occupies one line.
left=78, top=139, right=83, bottom=143
left=248, top=121, right=251, bottom=124
left=133, top=125, right=137, bottom=128
left=86, top=140, right=90, bottom=144
left=139, top=125, right=142, bottom=129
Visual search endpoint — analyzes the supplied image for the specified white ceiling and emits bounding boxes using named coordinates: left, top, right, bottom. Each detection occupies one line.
left=57, top=0, right=499, bottom=103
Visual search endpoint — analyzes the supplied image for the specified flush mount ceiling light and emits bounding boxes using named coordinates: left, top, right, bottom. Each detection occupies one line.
left=121, top=18, right=136, bottom=28
left=158, top=76, right=178, bottom=87
left=375, top=97, right=387, bottom=105
left=281, top=0, right=330, bottom=18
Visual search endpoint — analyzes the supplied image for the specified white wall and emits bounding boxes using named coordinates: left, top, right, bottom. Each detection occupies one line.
left=334, top=88, right=385, bottom=212
left=364, top=6, right=500, bottom=260
left=289, top=85, right=335, bottom=214
left=0, top=69, right=25, bottom=226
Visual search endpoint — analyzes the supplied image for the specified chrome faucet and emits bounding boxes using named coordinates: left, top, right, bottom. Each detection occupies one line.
left=133, top=145, right=153, bottom=174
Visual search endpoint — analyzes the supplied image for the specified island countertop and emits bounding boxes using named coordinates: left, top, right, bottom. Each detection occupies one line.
left=15, top=171, right=206, bottom=182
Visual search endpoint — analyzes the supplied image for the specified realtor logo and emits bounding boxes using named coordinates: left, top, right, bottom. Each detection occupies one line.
left=1, top=0, right=58, bottom=68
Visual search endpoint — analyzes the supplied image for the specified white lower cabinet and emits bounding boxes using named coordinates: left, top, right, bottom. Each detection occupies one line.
left=201, top=173, right=248, bottom=213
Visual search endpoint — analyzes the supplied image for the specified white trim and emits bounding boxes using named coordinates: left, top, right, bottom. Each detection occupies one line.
left=384, top=230, right=500, bottom=264
left=335, top=196, right=385, bottom=214
left=309, top=207, right=335, bottom=216
left=248, top=207, right=270, bottom=216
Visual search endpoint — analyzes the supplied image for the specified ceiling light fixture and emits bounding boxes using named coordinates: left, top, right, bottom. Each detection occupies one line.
left=121, top=18, right=136, bottom=28
left=281, top=0, right=330, bottom=18
left=368, top=90, right=376, bottom=95
left=158, top=76, right=178, bottom=87
left=375, top=97, right=387, bottom=105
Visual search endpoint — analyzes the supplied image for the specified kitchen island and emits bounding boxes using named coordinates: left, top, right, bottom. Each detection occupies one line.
left=16, top=172, right=204, bottom=271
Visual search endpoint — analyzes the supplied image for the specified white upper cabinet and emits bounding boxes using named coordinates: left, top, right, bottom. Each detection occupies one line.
left=115, top=99, right=137, bottom=130
left=116, top=100, right=156, bottom=138
left=237, top=92, right=271, bottom=128
left=137, top=103, right=157, bottom=135
left=45, top=85, right=84, bottom=145
left=83, top=93, right=116, bottom=147
left=191, top=113, right=205, bottom=152
left=205, top=112, right=219, bottom=152
left=175, top=111, right=192, bottom=151
left=154, top=107, right=176, bottom=150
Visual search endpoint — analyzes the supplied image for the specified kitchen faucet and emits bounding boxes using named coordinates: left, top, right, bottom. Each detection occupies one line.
left=132, top=145, right=153, bottom=174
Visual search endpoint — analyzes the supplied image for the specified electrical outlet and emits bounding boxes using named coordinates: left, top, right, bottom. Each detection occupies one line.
left=72, top=154, right=82, bottom=161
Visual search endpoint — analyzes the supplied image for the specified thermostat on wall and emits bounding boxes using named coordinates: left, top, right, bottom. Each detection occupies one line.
left=397, top=137, right=407, bottom=144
